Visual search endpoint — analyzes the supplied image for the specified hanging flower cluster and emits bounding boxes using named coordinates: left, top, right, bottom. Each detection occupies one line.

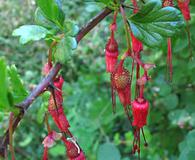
left=41, top=63, right=86, bottom=160
left=104, top=0, right=155, bottom=158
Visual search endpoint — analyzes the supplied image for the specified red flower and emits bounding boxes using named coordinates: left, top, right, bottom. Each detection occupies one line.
left=131, top=98, right=149, bottom=155
left=48, top=76, right=70, bottom=132
left=49, top=107, right=70, bottom=132
left=178, top=0, right=191, bottom=21
left=130, top=32, right=143, bottom=54
left=132, top=98, right=149, bottom=128
left=105, top=24, right=119, bottom=73
left=63, top=138, right=86, bottom=160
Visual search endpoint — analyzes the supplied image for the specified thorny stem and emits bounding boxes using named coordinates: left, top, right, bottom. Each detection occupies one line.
left=0, top=8, right=112, bottom=157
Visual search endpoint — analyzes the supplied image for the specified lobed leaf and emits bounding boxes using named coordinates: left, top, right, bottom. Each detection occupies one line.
left=54, top=36, right=77, bottom=64
left=12, top=25, right=50, bottom=44
left=0, top=58, right=10, bottom=109
left=36, top=0, right=65, bottom=27
left=8, top=65, right=28, bottom=104
left=128, top=0, right=184, bottom=47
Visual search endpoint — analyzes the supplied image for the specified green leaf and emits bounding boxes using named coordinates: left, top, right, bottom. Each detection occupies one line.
left=0, top=57, right=10, bottom=109
left=128, top=0, right=184, bottom=47
left=50, top=144, right=65, bottom=157
left=54, top=36, right=77, bottom=64
left=64, top=20, right=79, bottom=36
left=179, top=130, right=195, bottom=160
left=35, top=7, right=58, bottom=30
left=12, top=25, right=50, bottom=44
left=36, top=91, right=50, bottom=124
left=168, top=109, right=189, bottom=126
left=97, top=143, right=121, bottom=160
left=8, top=65, right=28, bottom=104
left=36, top=0, right=65, bottom=27
left=186, top=130, right=195, bottom=150
left=162, top=94, right=179, bottom=110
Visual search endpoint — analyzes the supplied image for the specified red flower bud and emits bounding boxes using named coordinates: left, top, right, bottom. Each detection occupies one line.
left=178, top=0, right=191, bottom=21
left=131, top=32, right=143, bottom=54
left=132, top=98, right=149, bottom=128
left=105, top=32, right=119, bottom=73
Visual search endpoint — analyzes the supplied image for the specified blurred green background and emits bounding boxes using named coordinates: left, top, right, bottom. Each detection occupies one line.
left=0, top=0, right=195, bottom=160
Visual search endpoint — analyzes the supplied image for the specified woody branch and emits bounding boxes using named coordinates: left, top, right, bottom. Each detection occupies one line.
left=0, top=7, right=112, bottom=157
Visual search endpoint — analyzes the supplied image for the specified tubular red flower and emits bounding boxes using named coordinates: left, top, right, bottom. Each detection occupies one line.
left=62, top=138, right=86, bottom=160
left=130, top=32, right=143, bottom=54
left=105, top=31, right=119, bottom=73
left=131, top=98, right=149, bottom=156
left=49, top=107, right=70, bottom=132
left=178, top=0, right=191, bottom=21
left=132, top=98, right=149, bottom=128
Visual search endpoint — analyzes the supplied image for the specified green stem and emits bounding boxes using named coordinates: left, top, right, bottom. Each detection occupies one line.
left=120, top=5, right=132, bottom=59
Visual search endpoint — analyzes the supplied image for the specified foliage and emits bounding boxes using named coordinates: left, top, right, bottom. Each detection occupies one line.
left=0, top=0, right=195, bottom=159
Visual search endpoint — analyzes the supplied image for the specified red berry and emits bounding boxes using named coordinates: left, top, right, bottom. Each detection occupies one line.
left=112, top=68, right=130, bottom=90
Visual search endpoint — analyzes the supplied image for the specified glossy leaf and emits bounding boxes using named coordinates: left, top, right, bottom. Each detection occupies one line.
left=97, top=143, right=121, bottom=160
left=54, top=36, right=77, bottom=64
left=162, top=94, right=179, bottom=110
left=8, top=65, right=28, bottom=104
left=64, top=20, right=79, bottom=37
left=0, top=57, right=10, bottom=109
left=36, top=0, right=65, bottom=26
left=128, top=0, right=184, bottom=47
left=35, top=7, right=58, bottom=30
left=12, top=25, right=50, bottom=44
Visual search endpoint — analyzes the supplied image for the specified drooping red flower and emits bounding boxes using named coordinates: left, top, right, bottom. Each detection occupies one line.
left=111, top=60, right=131, bottom=121
left=131, top=98, right=149, bottom=155
left=178, top=0, right=191, bottom=21
left=105, top=29, right=119, bottom=73
left=132, top=98, right=149, bottom=128
left=63, top=138, right=86, bottom=160
left=130, top=32, right=143, bottom=54
left=47, top=76, right=70, bottom=133
left=49, top=107, right=70, bottom=133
